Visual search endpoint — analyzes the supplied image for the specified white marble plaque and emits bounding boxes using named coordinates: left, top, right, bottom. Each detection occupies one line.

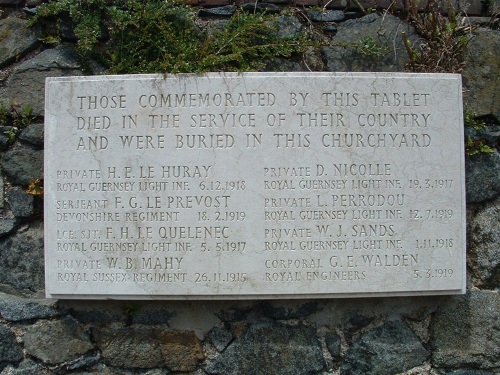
left=44, top=72, right=466, bottom=299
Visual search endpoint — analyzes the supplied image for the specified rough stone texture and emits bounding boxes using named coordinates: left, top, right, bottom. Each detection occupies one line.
left=61, top=301, right=173, bottom=325
left=325, top=332, right=342, bottom=359
left=0, top=292, right=59, bottom=322
left=0, top=324, right=23, bottom=368
left=466, top=124, right=500, bottom=151
left=205, top=322, right=325, bottom=375
left=198, top=5, right=236, bottom=17
left=70, top=365, right=166, bottom=375
left=129, top=305, right=174, bottom=325
left=158, top=331, right=204, bottom=372
left=208, top=326, right=233, bottom=351
left=463, top=29, right=500, bottom=121
left=57, top=353, right=101, bottom=373
left=203, top=19, right=228, bottom=38
left=25, top=0, right=44, bottom=6
left=94, top=327, right=203, bottom=371
left=24, top=317, right=93, bottom=365
left=340, top=320, right=429, bottom=375
left=0, top=18, right=39, bottom=69
left=0, top=45, right=83, bottom=116
left=306, top=10, right=345, bottom=22
left=0, top=210, right=17, bottom=238
left=262, top=301, right=320, bottom=320
left=431, top=291, right=500, bottom=369
left=0, top=176, right=3, bottom=209
left=93, top=326, right=164, bottom=369
left=0, top=0, right=25, bottom=4
left=343, top=313, right=376, bottom=343
left=322, top=13, right=419, bottom=72
left=241, top=2, right=280, bottom=13
left=6, top=188, right=33, bottom=219
left=465, top=152, right=500, bottom=203
left=275, top=15, right=303, bottom=40
left=0, top=6, right=497, bottom=375
left=303, top=46, right=325, bottom=71
left=1, top=148, right=43, bottom=186
left=468, top=198, right=500, bottom=288
left=59, top=301, right=126, bottom=323
left=324, top=24, right=338, bottom=33
left=214, top=306, right=252, bottom=322
left=18, top=124, right=43, bottom=149
left=265, top=57, right=302, bottom=72
left=0, top=359, right=45, bottom=375
left=0, top=222, right=44, bottom=293
left=348, top=313, right=375, bottom=330
left=0, top=127, right=13, bottom=152
left=58, top=14, right=78, bottom=42
left=402, top=313, right=431, bottom=344
left=445, top=370, right=496, bottom=375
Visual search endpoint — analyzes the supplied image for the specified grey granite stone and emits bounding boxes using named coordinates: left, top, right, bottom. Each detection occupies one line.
left=0, top=359, right=45, bottom=375
left=208, top=326, right=233, bottom=351
left=18, top=124, right=43, bottom=149
left=158, top=330, right=204, bottom=371
left=0, top=127, right=13, bottom=151
left=1, top=148, right=43, bottom=186
left=306, top=10, right=345, bottom=22
left=241, top=2, right=280, bottom=13
left=431, top=291, right=500, bottom=369
left=0, top=210, right=17, bottom=239
left=6, top=188, right=33, bottom=219
left=265, top=57, right=303, bottom=71
left=262, top=301, right=320, bottom=320
left=0, top=45, right=82, bottom=116
left=0, top=18, right=39, bottom=68
left=323, top=13, right=418, bottom=72
left=340, top=320, right=429, bottom=375
left=24, top=317, right=93, bottom=365
left=465, top=152, right=500, bottom=203
left=0, top=1, right=25, bottom=5
left=445, top=370, right=496, bottom=375
left=0, top=176, right=3, bottom=209
left=0, top=324, right=23, bottom=368
left=198, top=5, right=236, bottom=17
left=275, top=15, right=303, bottom=39
left=93, top=327, right=163, bottom=368
left=463, top=29, right=500, bottom=121
left=0, top=221, right=44, bottom=293
left=94, top=327, right=203, bottom=371
left=205, top=322, right=325, bottom=375
left=469, top=197, right=500, bottom=287
left=129, top=305, right=174, bottom=325
left=0, top=293, right=59, bottom=322
left=54, top=353, right=101, bottom=373
left=214, top=306, right=252, bottom=322
left=325, top=332, right=342, bottom=359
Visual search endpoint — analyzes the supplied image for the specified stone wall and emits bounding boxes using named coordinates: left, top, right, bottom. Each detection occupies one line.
left=0, top=1, right=499, bottom=374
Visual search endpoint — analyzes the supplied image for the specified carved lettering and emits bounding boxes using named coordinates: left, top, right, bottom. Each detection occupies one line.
left=45, top=73, right=465, bottom=298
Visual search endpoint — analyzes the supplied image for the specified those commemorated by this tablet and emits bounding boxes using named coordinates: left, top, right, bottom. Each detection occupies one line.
left=44, top=72, right=466, bottom=299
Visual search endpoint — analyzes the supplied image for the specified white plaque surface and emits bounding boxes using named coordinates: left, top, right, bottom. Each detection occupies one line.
left=45, top=72, right=465, bottom=299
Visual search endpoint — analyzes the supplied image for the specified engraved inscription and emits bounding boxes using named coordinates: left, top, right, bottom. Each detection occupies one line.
left=45, top=72, right=465, bottom=299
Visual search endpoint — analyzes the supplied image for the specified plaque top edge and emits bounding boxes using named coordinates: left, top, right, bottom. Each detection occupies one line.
left=45, top=71, right=462, bottom=83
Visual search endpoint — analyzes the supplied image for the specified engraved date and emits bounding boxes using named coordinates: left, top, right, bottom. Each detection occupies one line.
left=194, top=272, right=247, bottom=283
left=414, top=268, right=454, bottom=278
left=200, top=242, right=246, bottom=252
left=409, top=209, right=453, bottom=219
left=199, top=180, right=246, bottom=191
left=409, top=179, right=453, bottom=189
left=415, top=238, right=453, bottom=248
